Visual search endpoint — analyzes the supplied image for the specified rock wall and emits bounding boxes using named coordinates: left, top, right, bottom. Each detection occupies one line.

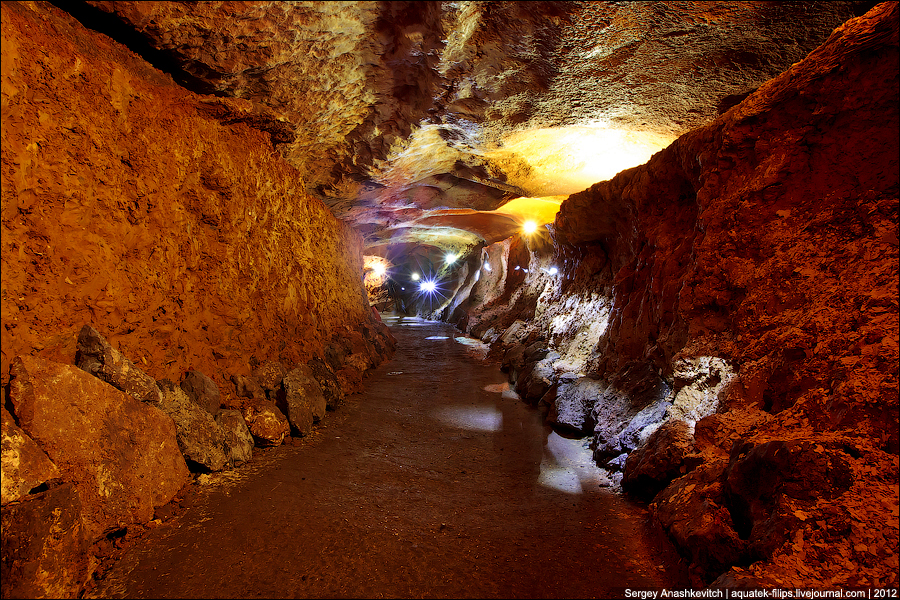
left=1, top=1, right=377, bottom=390
left=1, top=3, right=395, bottom=596
left=452, top=2, right=898, bottom=589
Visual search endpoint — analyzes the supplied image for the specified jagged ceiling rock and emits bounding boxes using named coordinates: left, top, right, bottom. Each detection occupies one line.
left=84, top=0, right=871, bottom=254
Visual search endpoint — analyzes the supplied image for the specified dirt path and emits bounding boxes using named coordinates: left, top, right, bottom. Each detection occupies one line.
left=88, top=316, right=688, bottom=598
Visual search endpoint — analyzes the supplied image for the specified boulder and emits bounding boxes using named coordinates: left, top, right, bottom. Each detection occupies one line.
left=9, top=355, right=190, bottom=542
left=1, top=406, right=59, bottom=505
left=515, top=351, right=559, bottom=403
left=252, top=360, right=287, bottom=397
left=280, top=365, right=327, bottom=436
left=548, top=375, right=599, bottom=433
left=335, top=365, right=364, bottom=395
left=241, top=399, right=289, bottom=447
left=215, top=410, right=254, bottom=466
left=75, top=324, right=162, bottom=404
left=324, top=339, right=350, bottom=372
left=500, top=343, right=527, bottom=382
left=723, top=438, right=855, bottom=559
left=180, top=370, right=222, bottom=416
left=652, top=460, right=747, bottom=586
left=307, top=358, right=345, bottom=410
left=0, top=482, right=90, bottom=599
left=230, top=373, right=266, bottom=401
left=622, top=418, right=695, bottom=501
left=591, top=362, right=672, bottom=462
left=157, top=383, right=229, bottom=472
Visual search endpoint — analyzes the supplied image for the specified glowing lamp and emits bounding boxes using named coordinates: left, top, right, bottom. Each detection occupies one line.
left=411, top=272, right=420, bottom=281
left=420, top=280, right=436, bottom=293
left=548, top=267, right=558, bottom=276
left=372, top=263, right=386, bottom=276
left=445, top=253, right=458, bottom=265
left=523, top=220, right=538, bottom=234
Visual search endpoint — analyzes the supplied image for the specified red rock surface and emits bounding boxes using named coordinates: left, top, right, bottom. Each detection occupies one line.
left=1, top=2, right=375, bottom=395
left=458, top=2, right=899, bottom=588
left=8, top=355, right=190, bottom=542
left=0, top=482, right=91, bottom=599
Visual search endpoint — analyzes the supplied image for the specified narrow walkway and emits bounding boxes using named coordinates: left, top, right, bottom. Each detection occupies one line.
left=90, top=316, right=687, bottom=599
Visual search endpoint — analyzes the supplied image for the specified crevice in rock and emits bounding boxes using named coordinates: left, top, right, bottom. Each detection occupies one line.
left=49, top=1, right=218, bottom=94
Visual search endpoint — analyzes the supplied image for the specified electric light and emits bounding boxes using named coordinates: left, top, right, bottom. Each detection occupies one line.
left=372, top=263, right=386, bottom=276
left=445, top=253, right=458, bottom=265
left=411, top=272, right=420, bottom=281
left=548, top=267, right=558, bottom=276
left=523, top=220, right=538, bottom=234
left=420, top=280, right=436, bottom=293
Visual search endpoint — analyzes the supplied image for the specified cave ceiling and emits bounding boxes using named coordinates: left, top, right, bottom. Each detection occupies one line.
left=84, top=0, right=871, bottom=263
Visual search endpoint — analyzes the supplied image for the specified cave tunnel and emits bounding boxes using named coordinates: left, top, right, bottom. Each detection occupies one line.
left=1, top=1, right=898, bottom=598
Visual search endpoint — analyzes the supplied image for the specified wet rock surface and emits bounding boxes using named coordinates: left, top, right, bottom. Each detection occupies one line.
left=85, top=317, right=687, bottom=599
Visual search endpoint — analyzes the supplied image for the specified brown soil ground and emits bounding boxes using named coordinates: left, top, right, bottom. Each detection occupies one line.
left=85, top=316, right=689, bottom=599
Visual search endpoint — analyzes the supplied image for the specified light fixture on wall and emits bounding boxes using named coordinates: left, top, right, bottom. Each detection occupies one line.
left=523, top=220, right=538, bottom=234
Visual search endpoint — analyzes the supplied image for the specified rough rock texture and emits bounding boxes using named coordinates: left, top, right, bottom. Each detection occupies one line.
left=80, top=0, right=867, bottom=254
left=241, top=399, right=290, bottom=448
left=214, top=409, right=253, bottom=467
left=652, top=460, right=748, bottom=585
left=1, top=1, right=377, bottom=394
left=75, top=324, right=162, bottom=405
left=451, top=2, right=899, bottom=588
left=0, top=406, right=60, bottom=506
left=281, top=365, right=327, bottom=437
left=8, top=355, right=190, bottom=543
left=252, top=361, right=287, bottom=398
left=547, top=376, right=599, bottom=434
left=179, top=370, right=222, bottom=416
left=0, top=482, right=90, bottom=599
left=306, top=358, right=345, bottom=411
left=155, top=383, right=229, bottom=472
left=622, top=419, right=697, bottom=501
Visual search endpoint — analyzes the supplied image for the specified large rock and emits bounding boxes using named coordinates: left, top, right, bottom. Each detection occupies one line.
left=252, top=360, right=287, bottom=398
left=723, top=438, right=855, bottom=559
left=591, top=363, right=672, bottom=462
left=8, top=355, right=190, bottom=541
left=179, top=370, right=222, bottom=416
left=652, top=460, right=748, bottom=587
left=230, top=374, right=266, bottom=401
left=1, top=406, right=59, bottom=505
left=622, top=419, right=696, bottom=501
left=157, top=383, right=229, bottom=472
left=241, top=399, right=289, bottom=447
left=75, top=324, right=161, bottom=404
left=0, top=482, right=90, bottom=599
left=281, top=366, right=327, bottom=437
left=335, top=365, right=364, bottom=396
left=306, top=358, right=345, bottom=411
left=215, top=410, right=253, bottom=466
left=547, top=375, right=598, bottom=433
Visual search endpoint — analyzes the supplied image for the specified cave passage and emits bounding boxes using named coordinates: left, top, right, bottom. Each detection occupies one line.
left=87, top=316, right=688, bottom=599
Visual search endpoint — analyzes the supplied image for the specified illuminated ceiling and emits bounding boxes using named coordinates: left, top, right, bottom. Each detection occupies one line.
left=83, top=0, right=869, bottom=262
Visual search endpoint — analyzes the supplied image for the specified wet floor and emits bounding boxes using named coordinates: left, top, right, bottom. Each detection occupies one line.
left=89, top=315, right=688, bottom=599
